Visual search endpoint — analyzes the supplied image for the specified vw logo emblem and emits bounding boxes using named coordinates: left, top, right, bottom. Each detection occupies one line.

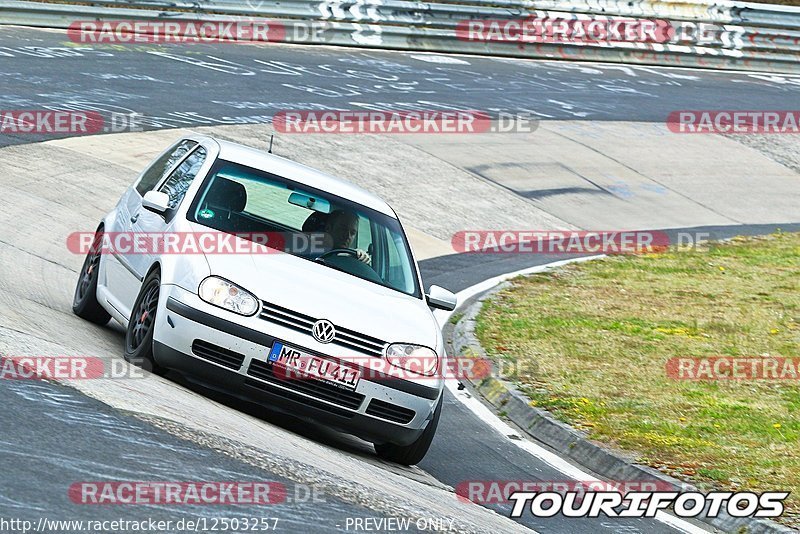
left=312, top=319, right=336, bottom=344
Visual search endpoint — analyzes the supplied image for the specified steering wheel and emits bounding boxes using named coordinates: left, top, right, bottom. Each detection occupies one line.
left=316, top=248, right=359, bottom=262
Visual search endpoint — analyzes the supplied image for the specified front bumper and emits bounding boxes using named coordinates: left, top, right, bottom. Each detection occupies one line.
left=153, top=286, right=442, bottom=446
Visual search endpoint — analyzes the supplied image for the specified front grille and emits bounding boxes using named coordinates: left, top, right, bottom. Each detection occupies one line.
left=259, top=301, right=387, bottom=358
left=246, top=358, right=365, bottom=410
left=192, top=340, right=245, bottom=370
left=365, top=399, right=416, bottom=424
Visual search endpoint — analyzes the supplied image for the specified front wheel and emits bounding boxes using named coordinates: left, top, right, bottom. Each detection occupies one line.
left=374, top=396, right=442, bottom=465
left=124, top=270, right=165, bottom=375
left=72, top=229, right=111, bottom=325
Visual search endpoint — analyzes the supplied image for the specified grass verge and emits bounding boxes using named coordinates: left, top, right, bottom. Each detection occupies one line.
left=475, top=232, right=800, bottom=522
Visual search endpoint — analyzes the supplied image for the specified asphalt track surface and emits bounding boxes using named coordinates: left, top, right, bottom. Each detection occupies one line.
left=0, top=379, right=393, bottom=533
left=1, top=24, right=799, bottom=534
left=1, top=25, right=800, bottom=148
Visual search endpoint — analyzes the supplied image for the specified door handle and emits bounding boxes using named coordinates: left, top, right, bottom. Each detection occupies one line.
left=130, top=212, right=140, bottom=224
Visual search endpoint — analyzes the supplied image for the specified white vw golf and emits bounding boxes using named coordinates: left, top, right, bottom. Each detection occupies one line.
left=72, top=135, right=457, bottom=465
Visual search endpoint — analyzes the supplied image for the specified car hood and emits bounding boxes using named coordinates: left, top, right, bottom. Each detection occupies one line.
left=197, top=230, right=438, bottom=348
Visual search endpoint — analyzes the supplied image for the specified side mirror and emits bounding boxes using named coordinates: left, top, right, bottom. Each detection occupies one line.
left=426, top=285, right=457, bottom=311
left=142, top=190, right=170, bottom=214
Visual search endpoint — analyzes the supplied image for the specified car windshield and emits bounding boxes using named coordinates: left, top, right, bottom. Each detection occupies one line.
left=188, top=159, right=420, bottom=298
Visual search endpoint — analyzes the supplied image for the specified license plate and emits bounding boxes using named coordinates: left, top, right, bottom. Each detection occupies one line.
left=268, top=342, right=360, bottom=390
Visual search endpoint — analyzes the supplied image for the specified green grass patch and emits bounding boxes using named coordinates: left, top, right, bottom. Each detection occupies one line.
left=476, top=232, right=800, bottom=518
left=448, top=312, right=465, bottom=325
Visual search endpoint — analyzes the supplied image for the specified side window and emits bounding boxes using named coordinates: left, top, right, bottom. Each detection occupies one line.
left=135, top=139, right=197, bottom=196
left=159, top=146, right=208, bottom=211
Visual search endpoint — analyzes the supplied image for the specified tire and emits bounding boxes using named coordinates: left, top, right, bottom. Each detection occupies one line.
left=374, top=395, right=443, bottom=465
left=72, top=229, right=111, bottom=325
left=123, top=269, right=165, bottom=375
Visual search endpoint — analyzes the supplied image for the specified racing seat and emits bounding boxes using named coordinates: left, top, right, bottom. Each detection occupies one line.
left=202, top=177, right=248, bottom=233
left=298, top=211, right=331, bottom=256
left=301, top=211, right=328, bottom=232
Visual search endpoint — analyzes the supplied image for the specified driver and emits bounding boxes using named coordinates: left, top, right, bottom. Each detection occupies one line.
left=323, top=209, right=371, bottom=264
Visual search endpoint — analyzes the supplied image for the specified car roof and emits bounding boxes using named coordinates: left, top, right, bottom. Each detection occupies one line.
left=197, top=136, right=397, bottom=218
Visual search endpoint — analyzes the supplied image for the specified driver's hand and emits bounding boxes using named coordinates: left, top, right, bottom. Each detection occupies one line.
left=356, top=249, right=371, bottom=264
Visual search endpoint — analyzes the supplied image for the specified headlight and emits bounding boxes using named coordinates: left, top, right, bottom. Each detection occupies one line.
left=385, top=344, right=439, bottom=377
left=198, top=276, right=259, bottom=316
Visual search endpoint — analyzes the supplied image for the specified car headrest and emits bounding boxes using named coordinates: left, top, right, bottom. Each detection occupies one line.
left=207, top=177, right=247, bottom=213
left=302, top=211, right=328, bottom=232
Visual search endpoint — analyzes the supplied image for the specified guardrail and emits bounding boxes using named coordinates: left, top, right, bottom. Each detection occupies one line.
left=0, top=0, right=798, bottom=73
